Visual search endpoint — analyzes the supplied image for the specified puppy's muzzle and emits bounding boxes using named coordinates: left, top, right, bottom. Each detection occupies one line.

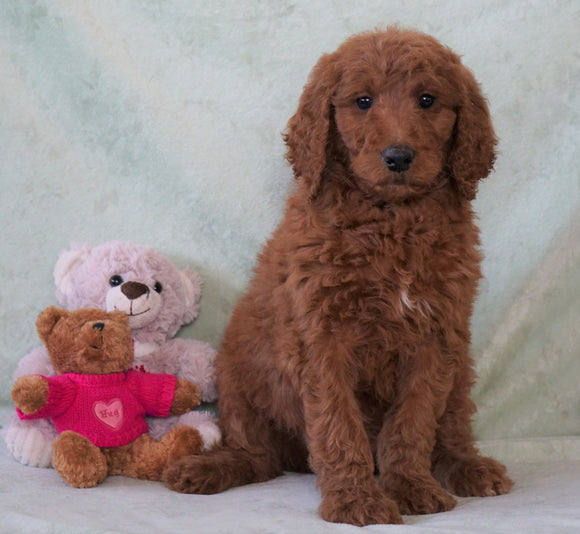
left=381, top=146, right=415, bottom=173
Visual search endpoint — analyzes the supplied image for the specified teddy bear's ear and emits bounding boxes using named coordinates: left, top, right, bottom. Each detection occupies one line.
left=180, top=270, right=203, bottom=324
left=54, top=243, right=92, bottom=305
left=36, top=306, right=68, bottom=344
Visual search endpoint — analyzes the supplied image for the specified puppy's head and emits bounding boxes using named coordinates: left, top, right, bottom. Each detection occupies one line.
left=284, top=27, right=496, bottom=202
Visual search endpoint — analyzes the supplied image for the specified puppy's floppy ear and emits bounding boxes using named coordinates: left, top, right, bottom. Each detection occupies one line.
left=450, top=67, right=497, bottom=200
left=283, top=53, right=341, bottom=199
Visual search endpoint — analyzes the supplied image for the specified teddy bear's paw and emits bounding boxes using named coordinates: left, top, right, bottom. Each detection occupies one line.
left=197, top=421, right=222, bottom=450
left=163, top=426, right=204, bottom=463
left=11, top=376, right=49, bottom=415
left=1, top=419, right=55, bottom=468
left=53, top=431, right=107, bottom=488
left=170, top=379, right=201, bottom=415
left=157, top=411, right=221, bottom=450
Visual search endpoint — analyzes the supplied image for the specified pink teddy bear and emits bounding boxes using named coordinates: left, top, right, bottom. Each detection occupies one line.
left=2, top=241, right=221, bottom=468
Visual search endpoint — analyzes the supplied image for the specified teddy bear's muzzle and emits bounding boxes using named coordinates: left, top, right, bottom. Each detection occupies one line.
left=88, top=322, right=105, bottom=350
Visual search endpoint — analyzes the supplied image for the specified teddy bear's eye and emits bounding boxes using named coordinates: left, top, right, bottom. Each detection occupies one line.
left=109, top=275, right=123, bottom=287
left=153, top=282, right=163, bottom=293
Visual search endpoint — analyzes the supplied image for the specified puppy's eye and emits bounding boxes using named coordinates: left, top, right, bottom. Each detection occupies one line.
left=153, top=282, right=163, bottom=293
left=355, top=96, right=373, bottom=111
left=418, top=94, right=436, bottom=109
left=109, top=275, right=123, bottom=287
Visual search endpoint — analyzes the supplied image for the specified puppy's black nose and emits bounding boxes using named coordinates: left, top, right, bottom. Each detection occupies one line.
left=93, top=322, right=105, bottom=332
left=381, top=146, right=415, bottom=172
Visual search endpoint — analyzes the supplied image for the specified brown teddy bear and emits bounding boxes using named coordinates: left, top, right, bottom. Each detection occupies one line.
left=11, top=306, right=204, bottom=488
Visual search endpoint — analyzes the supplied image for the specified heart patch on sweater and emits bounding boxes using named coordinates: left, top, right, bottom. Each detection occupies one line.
left=93, top=399, right=124, bottom=430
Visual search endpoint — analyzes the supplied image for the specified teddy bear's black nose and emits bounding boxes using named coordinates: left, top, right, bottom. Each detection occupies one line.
left=92, top=322, right=105, bottom=332
left=120, top=281, right=149, bottom=301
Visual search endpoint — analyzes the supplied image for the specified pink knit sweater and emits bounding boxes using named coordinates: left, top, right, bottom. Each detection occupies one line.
left=17, top=371, right=177, bottom=447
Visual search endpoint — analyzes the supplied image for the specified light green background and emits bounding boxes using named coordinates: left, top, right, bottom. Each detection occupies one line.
left=0, top=0, right=578, bottom=443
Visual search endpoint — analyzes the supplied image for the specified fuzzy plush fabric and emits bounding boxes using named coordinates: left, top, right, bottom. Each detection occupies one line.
left=12, top=307, right=204, bottom=487
left=2, top=241, right=220, bottom=468
left=0, top=0, right=579, bottom=531
left=17, top=371, right=177, bottom=447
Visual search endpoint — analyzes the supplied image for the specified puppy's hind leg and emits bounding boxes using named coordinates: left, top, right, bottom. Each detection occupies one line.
left=431, top=362, right=513, bottom=497
left=162, top=397, right=284, bottom=494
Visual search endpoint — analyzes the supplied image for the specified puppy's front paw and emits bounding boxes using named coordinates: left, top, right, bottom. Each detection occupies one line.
left=320, top=484, right=402, bottom=526
left=382, top=473, right=457, bottom=515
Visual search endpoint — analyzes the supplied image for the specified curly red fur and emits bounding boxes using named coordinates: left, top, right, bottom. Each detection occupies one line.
left=163, top=27, right=512, bottom=526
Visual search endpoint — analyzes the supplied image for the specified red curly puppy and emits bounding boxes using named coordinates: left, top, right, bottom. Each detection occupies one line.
left=164, top=27, right=513, bottom=526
